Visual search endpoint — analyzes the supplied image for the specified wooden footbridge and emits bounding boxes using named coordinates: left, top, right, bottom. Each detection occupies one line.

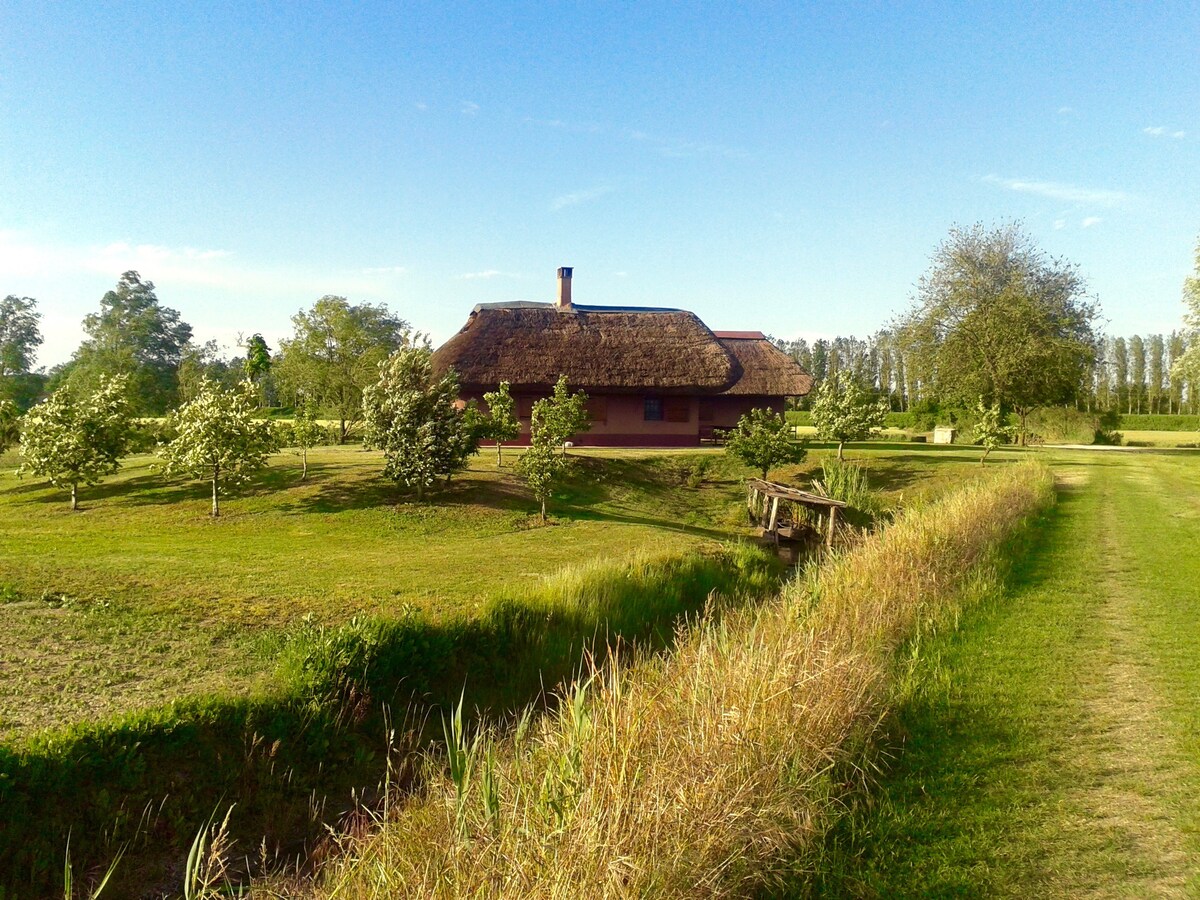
left=746, top=479, right=848, bottom=550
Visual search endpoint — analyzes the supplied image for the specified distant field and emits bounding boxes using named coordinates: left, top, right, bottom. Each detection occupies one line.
left=1119, top=429, right=1200, bottom=447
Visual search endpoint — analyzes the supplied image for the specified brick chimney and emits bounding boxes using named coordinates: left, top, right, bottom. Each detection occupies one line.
left=556, top=266, right=573, bottom=309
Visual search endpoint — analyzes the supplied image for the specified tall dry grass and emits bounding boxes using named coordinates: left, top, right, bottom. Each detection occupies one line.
left=280, top=461, right=1053, bottom=899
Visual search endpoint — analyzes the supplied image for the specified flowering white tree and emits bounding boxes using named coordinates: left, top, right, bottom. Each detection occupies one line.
left=1172, top=237, right=1200, bottom=384
left=19, top=375, right=133, bottom=509
left=362, top=346, right=479, bottom=500
left=159, top=380, right=275, bottom=516
left=811, top=371, right=889, bottom=460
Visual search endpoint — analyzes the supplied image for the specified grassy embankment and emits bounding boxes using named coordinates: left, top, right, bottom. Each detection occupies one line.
left=805, top=449, right=1200, bottom=896
left=276, top=459, right=1052, bottom=898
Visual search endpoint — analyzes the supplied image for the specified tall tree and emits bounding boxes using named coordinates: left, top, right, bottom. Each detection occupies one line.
left=1171, top=237, right=1200, bottom=396
left=1128, top=334, right=1146, bottom=414
left=63, top=272, right=193, bottom=414
left=275, top=296, right=409, bottom=443
left=19, top=375, right=133, bottom=510
left=1168, top=331, right=1187, bottom=414
left=0, top=295, right=42, bottom=378
left=898, top=223, right=1099, bottom=443
left=1148, top=334, right=1165, bottom=414
left=1111, top=336, right=1129, bottom=415
left=0, top=295, right=45, bottom=408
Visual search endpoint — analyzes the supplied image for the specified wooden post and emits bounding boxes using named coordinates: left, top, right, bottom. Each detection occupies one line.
left=767, top=496, right=781, bottom=533
left=826, top=505, right=838, bottom=551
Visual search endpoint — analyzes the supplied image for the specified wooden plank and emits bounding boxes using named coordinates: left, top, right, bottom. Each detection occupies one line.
left=767, top=496, right=781, bottom=532
left=826, top=505, right=838, bottom=551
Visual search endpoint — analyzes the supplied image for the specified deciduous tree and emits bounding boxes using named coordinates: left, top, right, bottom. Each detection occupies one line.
left=289, top=397, right=327, bottom=480
left=1171, top=237, right=1200, bottom=388
left=0, top=295, right=42, bottom=379
left=0, top=398, right=20, bottom=456
left=810, top=371, right=889, bottom=460
left=723, top=407, right=806, bottom=478
left=515, top=377, right=591, bottom=519
left=275, top=297, right=408, bottom=443
left=481, top=381, right=519, bottom=466
left=972, top=400, right=1012, bottom=466
left=18, top=375, right=133, bottom=509
left=362, top=346, right=478, bottom=500
left=60, top=272, right=193, bottom=414
left=898, top=223, right=1099, bottom=444
left=159, top=380, right=275, bottom=517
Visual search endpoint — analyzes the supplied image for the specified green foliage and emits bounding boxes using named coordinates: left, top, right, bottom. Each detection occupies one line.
left=0, top=295, right=42, bottom=379
left=814, top=457, right=886, bottom=524
left=898, top=223, right=1099, bottom=440
left=242, top=333, right=272, bottom=383
left=61, top=272, right=194, bottom=415
left=275, top=296, right=409, bottom=443
left=18, top=375, right=133, bottom=509
left=0, top=398, right=19, bottom=456
left=516, top=377, right=590, bottom=518
left=362, top=346, right=479, bottom=499
left=534, top=375, right=591, bottom=451
left=159, top=380, right=276, bottom=516
left=811, top=371, right=889, bottom=459
left=1117, top=413, right=1200, bottom=431
left=481, top=381, right=519, bottom=466
left=1171, top=236, right=1200, bottom=384
left=284, top=397, right=331, bottom=479
left=722, top=407, right=806, bottom=479
left=972, top=400, right=1012, bottom=464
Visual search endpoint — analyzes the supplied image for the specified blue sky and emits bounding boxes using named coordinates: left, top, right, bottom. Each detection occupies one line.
left=2, top=2, right=1197, bottom=368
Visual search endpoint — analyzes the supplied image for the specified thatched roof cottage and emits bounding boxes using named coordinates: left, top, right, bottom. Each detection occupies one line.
left=431, top=268, right=813, bottom=447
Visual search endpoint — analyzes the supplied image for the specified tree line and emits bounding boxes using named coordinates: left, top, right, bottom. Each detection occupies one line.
left=775, top=329, right=1200, bottom=417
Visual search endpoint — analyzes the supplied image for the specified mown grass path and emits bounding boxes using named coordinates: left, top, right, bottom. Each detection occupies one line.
left=807, top=452, right=1200, bottom=897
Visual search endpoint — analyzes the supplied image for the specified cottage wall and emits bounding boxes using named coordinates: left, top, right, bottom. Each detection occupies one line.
left=469, top=392, right=704, bottom=447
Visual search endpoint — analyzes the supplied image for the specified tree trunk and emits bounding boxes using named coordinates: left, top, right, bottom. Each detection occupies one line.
left=302, top=447, right=308, bottom=481
left=339, top=418, right=348, bottom=445
left=211, top=467, right=220, bottom=517
left=540, top=497, right=547, bottom=521
left=837, top=441, right=845, bottom=461
left=70, top=483, right=77, bottom=511
left=496, top=442, right=502, bottom=468
left=980, top=447, right=990, bottom=466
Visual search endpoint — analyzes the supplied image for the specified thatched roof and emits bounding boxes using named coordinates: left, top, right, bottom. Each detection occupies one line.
left=432, top=303, right=812, bottom=397
left=714, top=332, right=814, bottom=396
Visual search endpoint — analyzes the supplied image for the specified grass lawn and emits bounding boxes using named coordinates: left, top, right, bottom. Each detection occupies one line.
left=805, top=448, right=1200, bottom=896
left=0, top=442, right=1013, bottom=743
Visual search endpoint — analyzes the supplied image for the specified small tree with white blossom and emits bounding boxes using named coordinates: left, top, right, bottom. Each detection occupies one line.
left=159, top=380, right=276, bottom=516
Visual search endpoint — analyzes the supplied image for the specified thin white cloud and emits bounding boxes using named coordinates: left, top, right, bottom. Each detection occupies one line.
left=461, top=100, right=480, bottom=116
left=1058, top=106, right=1075, bottom=115
left=982, top=174, right=1127, bottom=206
left=550, top=185, right=614, bottom=211
left=362, top=266, right=408, bottom=276
left=415, top=102, right=428, bottom=111
left=1143, top=125, right=1186, bottom=140
left=0, top=229, right=397, bottom=297
left=1081, top=216, right=1102, bottom=228
left=456, top=269, right=515, bottom=280
left=620, top=127, right=748, bottom=160
left=524, top=116, right=603, bottom=135
left=1053, top=219, right=1067, bottom=230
